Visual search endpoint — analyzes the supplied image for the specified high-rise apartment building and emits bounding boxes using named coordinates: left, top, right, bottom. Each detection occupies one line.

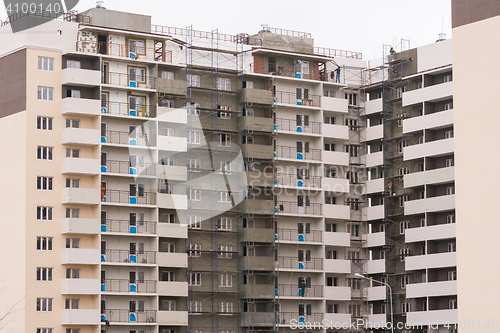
left=0, top=5, right=462, bottom=333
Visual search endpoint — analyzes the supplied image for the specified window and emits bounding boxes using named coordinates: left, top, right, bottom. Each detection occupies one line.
left=128, top=38, right=145, bottom=55
left=324, top=169, right=336, bottom=178
left=37, top=329, right=53, bottom=333
left=417, top=82, right=423, bottom=89
left=65, top=298, right=79, bottom=309
left=218, top=245, right=232, bottom=259
left=402, top=302, right=411, bottom=313
left=37, top=177, right=53, bottom=190
left=445, top=130, right=454, bottom=139
left=346, top=118, right=358, bottom=131
left=347, top=278, right=361, bottom=290
left=398, top=167, right=409, bottom=176
left=188, top=273, right=202, bottom=286
left=186, top=102, right=200, bottom=115
left=188, top=244, right=201, bottom=257
left=219, top=191, right=231, bottom=203
left=37, top=267, right=53, bottom=282
left=66, top=178, right=80, bottom=188
left=37, top=237, right=53, bottom=251
left=379, top=224, right=385, bottom=232
left=418, top=136, right=424, bottom=144
left=400, top=248, right=410, bottom=261
left=446, top=214, right=455, bottom=224
left=444, top=75, right=452, bottom=83
left=219, top=161, right=231, bottom=174
left=187, top=130, right=201, bottom=144
left=244, top=108, right=254, bottom=116
left=446, top=186, right=455, bottom=195
left=326, top=277, right=338, bottom=286
left=325, top=196, right=336, bottom=205
left=218, top=106, right=231, bottom=119
left=217, top=78, right=231, bottom=91
left=400, top=221, right=410, bottom=234
left=36, top=298, right=53, bottom=312
left=66, top=268, right=80, bottom=279
left=397, top=113, right=407, bottom=127
left=66, top=208, right=80, bottom=218
left=161, top=242, right=175, bottom=253
left=444, top=103, right=453, bottom=110
left=350, top=198, right=360, bottom=211
left=325, top=223, right=337, bottom=232
left=162, top=99, right=174, bottom=108
left=162, top=300, right=176, bottom=311
left=38, top=57, right=54, bottom=71
left=346, top=171, right=359, bottom=183
left=298, top=249, right=311, bottom=262
left=37, top=117, right=53, bottom=130
left=218, top=274, right=232, bottom=287
left=401, top=275, right=410, bottom=289
left=66, top=238, right=80, bottom=249
left=420, top=218, right=426, bottom=227
left=37, top=206, right=53, bottom=221
left=380, top=250, right=386, bottom=259
left=67, top=60, right=81, bottom=69
left=446, top=158, right=454, bottom=167
left=218, top=217, right=232, bottom=230
left=345, top=145, right=358, bottom=157
left=396, top=86, right=407, bottom=98
left=188, top=215, right=201, bottom=229
left=66, top=148, right=80, bottom=158
left=186, top=158, right=201, bottom=170
left=381, top=304, right=386, bottom=314
left=37, top=87, right=54, bottom=101
left=66, top=89, right=80, bottom=98
left=187, top=74, right=201, bottom=87
left=217, top=133, right=231, bottom=147
left=448, top=270, right=457, bottom=281
left=347, top=224, right=359, bottom=237
left=161, top=71, right=174, bottom=79
left=188, top=301, right=202, bottom=314
left=398, top=140, right=408, bottom=153
left=348, top=251, right=360, bottom=263
left=298, top=304, right=312, bottom=316
left=325, top=250, right=337, bottom=260
left=243, top=81, right=254, bottom=89
left=37, top=146, right=53, bottom=161
left=324, top=116, right=335, bottom=124
left=218, top=302, right=233, bottom=314
left=419, top=163, right=425, bottom=172
left=129, top=300, right=145, bottom=313
left=449, top=299, right=457, bottom=309
left=159, top=156, right=174, bottom=166
left=324, top=143, right=335, bottom=151
left=349, top=304, right=361, bottom=317
left=243, top=135, right=253, bottom=144
left=399, top=195, right=409, bottom=207
left=161, top=213, right=175, bottom=224
left=297, top=60, right=309, bottom=74
left=66, top=119, right=80, bottom=128
left=188, top=189, right=201, bottom=201
left=448, top=242, right=457, bottom=252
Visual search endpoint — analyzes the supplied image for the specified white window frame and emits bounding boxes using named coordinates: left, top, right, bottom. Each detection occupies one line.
left=444, top=103, right=453, bottom=110
left=187, top=130, right=201, bottom=144
left=218, top=106, right=231, bottom=119
left=244, top=108, right=254, bottom=116
left=402, top=302, right=411, bottom=313
left=38, top=57, right=54, bottom=71
left=401, top=275, right=410, bottom=289
left=400, top=248, right=410, bottom=261
left=399, top=221, right=410, bottom=234
left=186, top=102, right=200, bottom=115
left=66, top=148, right=80, bottom=158
left=162, top=300, right=176, bottom=311
left=218, top=217, right=232, bottom=230
left=216, top=78, right=231, bottom=91
left=187, top=158, right=201, bottom=170
left=66, top=178, right=80, bottom=188
left=37, top=237, right=53, bottom=251
left=217, top=133, right=231, bottom=147
left=161, top=128, right=175, bottom=136
left=449, top=299, right=457, bottom=309
left=445, top=130, right=454, bottom=139
left=446, top=214, right=455, bottom=224
left=36, top=298, right=53, bottom=312
left=161, top=71, right=174, bottom=79
left=448, top=242, right=457, bottom=252
left=66, top=268, right=80, bottom=279
left=446, top=186, right=455, bottom=195
left=37, top=116, right=53, bottom=130
left=37, top=87, right=54, bottom=101
left=219, top=191, right=231, bottom=203
left=398, top=139, right=408, bottom=154
left=448, top=271, right=457, bottom=281
left=67, top=60, right=81, bottom=69
left=66, top=238, right=80, bottom=249
left=65, top=298, right=79, bottom=309
left=65, top=208, right=80, bottom=218
left=218, top=245, right=232, bottom=259
left=37, top=146, right=53, bottom=161
left=188, top=189, right=201, bottom=201
left=188, top=243, right=201, bottom=257
left=444, top=75, right=452, bottom=83
left=219, top=161, right=231, bottom=174
left=37, top=267, right=53, bottom=282
left=188, top=301, right=202, bottom=314
left=188, top=272, right=202, bottom=286
left=187, top=215, right=201, bottom=229
left=37, top=329, right=53, bottom=333
left=187, top=74, right=201, bottom=87
left=218, top=302, right=233, bottom=314
left=218, top=273, right=232, bottom=287
left=445, top=158, right=454, bottom=167
left=37, top=206, right=53, bottom=221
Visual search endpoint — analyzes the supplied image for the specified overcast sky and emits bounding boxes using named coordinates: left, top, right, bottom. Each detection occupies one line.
left=0, top=0, right=452, bottom=60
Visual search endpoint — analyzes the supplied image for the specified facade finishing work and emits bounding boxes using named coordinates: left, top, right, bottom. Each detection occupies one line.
left=0, top=6, right=459, bottom=333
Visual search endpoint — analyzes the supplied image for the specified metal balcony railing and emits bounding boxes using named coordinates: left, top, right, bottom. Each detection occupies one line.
left=101, top=249, right=156, bottom=264
left=276, top=173, right=321, bottom=188
left=276, top=228, right=322, bottom=243
left=102, top=72, right=156, bottom=89
left=102, top=101, right=154, bottom=118
left=275, top=91, right=321, bottom=107
left=277, top=312, right=323, bottom=325
left=103, top=309, right=156, bottom=323
left=102, top=130, right=152, bottom=146
left=277, top=284, right=323, bottom=297
left=277, top=256, right=323, bottom=270
left=76, top=41, right=172, bottom=63
left=102, top=160, right=156, bottom=176
left=275, top=146, right=321, bottom=161
left=276, top=118, right=321, bottom=134
left=277, top=201, right=322, bottom=216
left=102, top=219, right=156, bottom=234
left=102, top=189, right=156, bottom=205
left=102, top=279, right=156, bottom=293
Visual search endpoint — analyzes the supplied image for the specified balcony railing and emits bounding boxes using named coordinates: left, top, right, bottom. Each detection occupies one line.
left=102, top=219, right=156, bottom=234
left=76, top=41, right=172, bottom=63
left=276, top=91, right=321, bottom=107
left=102, top=279, right=156, bottom=293
left=103, top=309, right=156, bottom=323
left=276, top=146, right=321, bottom=161
left=102, top=160, right=156, bottom=176
left=276, top=118, right=321, bottom=134
left=277, top=201, right=322, bottom=216
left=277, top=284, right=323, bottom=297
left=277, top=228, right=322, bottom=243
left=278, top=312, right=323, bottom=325
left=101, top=249, right=156, bottom=264
left=102, top=130, right=152, bottom=146
left=102, top=102, right=154, bottom=118
left=102, top=189, right=157, bottom=205
left=277, top=256, right=323, bottom=270
left=276, top=173, right=321, bottom=188
left=102, top=72, right=156, bottom=89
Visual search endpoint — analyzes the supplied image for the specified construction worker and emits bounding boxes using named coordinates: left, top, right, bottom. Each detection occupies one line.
left=300, top=278, right=307, bottom=297
left=101, top=184, right=106, bottom=202
left=390, top=46, right=396, bottom=61
left=335, top=66, right=341, bottom=83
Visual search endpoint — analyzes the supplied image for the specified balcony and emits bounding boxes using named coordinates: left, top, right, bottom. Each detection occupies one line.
left=244, top=227, right=275, bottom=243
left=101, top=219, right=156, bottom=235
left=62, top=188, right=100, bottom=205
left=367, top=286, right=386, bottom=301
left=364, top=98, right=383, bottom=115
left=247, top=171, right=274, bottom=188
left=405, top=223, right=456, bottom=243
left=157, top=135, right=187, bottom=152
left=157, top=106, right=187, bottom=123
left=241, top=312, right=275, bottom=327
left=157, top=281, right=188, bottom=297
left=323, top=204, right=350, bottom=220
left=158, top=165, right=187, bottom=182
left=102, top=160, right=156, bottom=177
left=324, top=259, right=351, bottom=274
left=242, top=144, right=274, bottom=160
left=157, top=78, right=187, bottom=96
left=402, top=81, right=453, bottom=107
left=364, top=205, right=384, bottom=221
left=62, top=68, right=101, bottom=86
left=406, top=281, right=457, bottom=298
left=322, top=97, right=348, bottom=113
left=322, top=177, right=349, bottom=193
left=403, top=109, right=453, bottom=134
left=404, top=167, right=454, bottom=188
left=244, top=199, right=274, bottom=215
left=241, top=88, right=273, bottom=105
left=277, top=228, right=322, bottom=243
left=365, top=151, right=383, bottom=168
left=323, top=313, right=351, bottom=327
left=364, top=232, right=385, bottom=248
left=76, top=40, right=172, bottom=63
left=61, top=309, right=100, bottom=325
left=157, top=223, right=187, bottom=239
left=277, top=173, right=321, bottom=188
left=276, top=91, right=321, bottom=108
left=62, top=97, right=100, bottom=117
left=323, top=151, right=348, bottom=166
left=366, top=314, right=388, bottom=328
left=102, top=189, right=157, bottom=206
left=323, top=124, right=348, bottom=140
left=278, top=201, right=322, bottom=216
left=157, top=311, right=188, bottom=326
left=364, top=178, right=384, bottom=194
left=278, top=284, right=323, bottom=298
left=278, top=313, right=323, bottom=326
left=102, top=130, right=153, bottom=147
left=61, top=128, right=100, bottom=146
left=61, top=218, right=100, bottom=235
left=405, top=252, right=456, bottom=271
left=404, top=138, right=454, bottom=161
left=157, top=252, right=188, bottom=268
left=62, top=158, right=100, bottom=175
left=157, top=193, right=187, bottom=210
left=276, top=118, right=321, bottom=135
left=102, top=101, right=154, bottom=118
left=102, top=72, right=156, bottom=90
left=244, top=284, right=275, bottom=299
left=101, top=250, right=157, bottom=265
left=324, top=286, right=350, bottom=300
left=324, top=232, right=350, bottom=247
left=404, top=195, right=455, bottom=215
left=61, top=279, right=100, bottom=295
left=276, top=146, right=321, bottom=161
left=364, top=259, right=385, bottom=274
left=101, top=279, right=156, bottom=294
left=244, top=256, right=275, bottom=271
left=406, top=309, right=457, bottom=326
left=103, top=309, right=157, bottom=324
left=242, top=116, right=274, bottom=133
left=277, top=256, right=323, bottom=271
left=61, top=248, right=100, bottom=265
left=362, top=124, right=383, bottom=142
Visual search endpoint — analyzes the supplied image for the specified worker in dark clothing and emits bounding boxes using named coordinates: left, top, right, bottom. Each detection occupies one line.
left=335, top=66, right=341, bottom=83
left=300, top=278, right=307, bottom=297
left=390, top=46, right=396, bottom=61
